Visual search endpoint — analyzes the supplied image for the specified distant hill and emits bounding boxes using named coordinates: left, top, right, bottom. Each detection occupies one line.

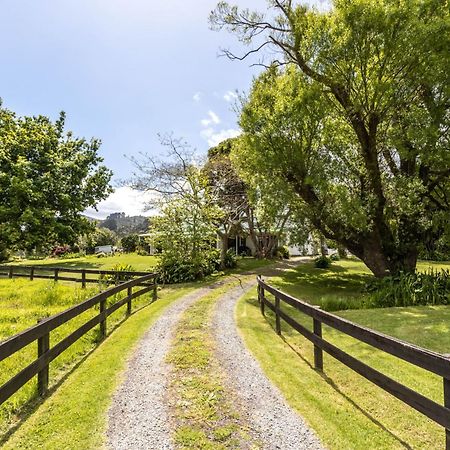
left=98, top=212, right=150, bottom=237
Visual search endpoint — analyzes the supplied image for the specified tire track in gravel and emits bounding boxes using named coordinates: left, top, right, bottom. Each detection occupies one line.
left=211, top=281, right=324, bottom=450
left=107, top=286, right=215, bottom=450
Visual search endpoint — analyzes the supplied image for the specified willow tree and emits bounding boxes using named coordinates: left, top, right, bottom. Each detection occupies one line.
left=211, top=0, right=450, bottom=276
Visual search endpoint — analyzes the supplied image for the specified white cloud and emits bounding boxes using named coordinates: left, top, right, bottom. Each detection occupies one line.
left=200, top=127, right=240, bottom=147
left=223, top=90, right=238, bottom=102
left=200, top=110, right=221, bottom=127
left=83, top=186, right=159, bottom=220
left=193, top=92, right=202, bottom=102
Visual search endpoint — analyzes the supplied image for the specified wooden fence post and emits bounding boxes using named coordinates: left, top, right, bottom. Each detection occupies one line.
left=99, top=297, right=107, bottom=339
left=152, top=279, right=157, bottom=302
left=444, top=377, right=450, bottom=450
left=54, top=268, right=59, bottom=282
left=275, top=296, right=281, bottom=335
left=313, top=311, right=323, bottom=371
left=30, top=267, right=34, bottom=281
left=127, top=286, right=132, bottom=315
left=81, top=270, right=86, bottom=289
left=37, top=320, right=49, bottom=396
left=8, top=266, right=13, bottom=279
left=260, top=289, right=265, bottom=316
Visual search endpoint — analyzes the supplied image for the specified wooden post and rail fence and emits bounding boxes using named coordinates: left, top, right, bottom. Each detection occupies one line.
left=0, top=268, right=158, bottom=408
left=257, top=275, right=450, bottom=449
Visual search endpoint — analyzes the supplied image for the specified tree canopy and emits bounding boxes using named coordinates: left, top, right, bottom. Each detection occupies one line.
left=0, top=106, right=112, bottom=259
left=212, top=0, right=450, bottom=276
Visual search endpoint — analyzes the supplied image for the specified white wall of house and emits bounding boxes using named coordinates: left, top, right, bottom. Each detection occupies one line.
left=95, top=245, right=113, bottom=254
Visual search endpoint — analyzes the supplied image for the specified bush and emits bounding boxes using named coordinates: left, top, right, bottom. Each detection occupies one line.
left=365, top=269, right=449, bottom=308
left=101, top=263, right=136, bottom=284
left=277, top=245, right=290, bottom=259
left=121, top=234, right=139, bottom=253
left=157, top=252, right=219, bottom=284
left=136, top=247, right=149, bottom=256
left=330, top=253, right=340, bottom=261
left=238, top=245, right=252, bottom=256
left=51, top=245, right=71, bottom=257
left=224, top=249, right=237, bottom=269
left=314, top=256, right=332, bottom=269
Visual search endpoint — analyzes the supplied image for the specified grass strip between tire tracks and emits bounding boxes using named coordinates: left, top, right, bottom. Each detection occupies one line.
left=167, top=277, right=260, bottom=450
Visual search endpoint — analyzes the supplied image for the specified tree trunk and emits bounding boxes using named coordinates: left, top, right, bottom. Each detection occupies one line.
left=219, top=233, right=229, bottom=269
left=319, top=234, right=327, bottom=257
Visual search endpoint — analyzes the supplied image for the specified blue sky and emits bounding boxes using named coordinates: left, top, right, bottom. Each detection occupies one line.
left=0, top=0, right=323, bottom=218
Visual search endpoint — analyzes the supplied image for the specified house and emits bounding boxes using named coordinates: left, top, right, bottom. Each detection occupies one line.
left=95, top=245, right=114, bottom=254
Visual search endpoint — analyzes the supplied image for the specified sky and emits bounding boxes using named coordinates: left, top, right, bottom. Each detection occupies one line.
left=0, top=0, right=325, bottom=219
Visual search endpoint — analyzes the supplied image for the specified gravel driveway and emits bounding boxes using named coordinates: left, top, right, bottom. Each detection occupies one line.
left=107, top=287, right=212, bottom=450
left=211, top=281, right=324, bottom=450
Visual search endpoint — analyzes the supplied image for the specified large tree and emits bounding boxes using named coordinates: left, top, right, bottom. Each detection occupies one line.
left=211, top=0, right=450, bottom=276
left=0, top=107, right=112, bottom=259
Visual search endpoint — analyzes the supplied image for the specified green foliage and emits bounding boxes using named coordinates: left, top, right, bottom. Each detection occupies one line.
left=330, top=253, right=340, bottom=261
left=223, top=248, right=237, bottom=268
left=120, top=234, right=139, bottom=253
left=87, top=227, right=117, bottom=250
left=314, top=256, right=332, bottom=269
left=214, top=0, right=450, bottom=277
left=157, top=253, right=219, bottom=284
left=100, top=263, right=136, bottom=284
left=276, top=245, right=290, bottom=259
left=366, top=269, right=449, bottom=308
left=0, top=106, right=112, bottom=255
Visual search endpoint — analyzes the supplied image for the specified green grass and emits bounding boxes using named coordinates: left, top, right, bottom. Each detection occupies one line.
left=0, top=276, right=159, bottom=437
left=1, top=283, right=198, bottom=449
left=167, top=276, right=257, bottom=449
left=268, top=258, right=449, bottom=311
left=10, top=253, right=159, bottom=271
left=236, top=283, right=449, bottom=448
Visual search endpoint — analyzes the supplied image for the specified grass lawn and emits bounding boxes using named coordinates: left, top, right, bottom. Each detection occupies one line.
left=9, top=253, right=159, bottom=272
left=0, top=276, right=158, bottom=437
left=237, top=259, right=450, bottom=449
left=267, top=258, right=450, bottom=311
left=9, top=253, right=275, bottom=275
left=1, top=282, right=198, bottom=449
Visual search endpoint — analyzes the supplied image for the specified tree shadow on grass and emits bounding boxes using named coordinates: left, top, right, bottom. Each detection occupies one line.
left=0, top=299, right=154, bottom=446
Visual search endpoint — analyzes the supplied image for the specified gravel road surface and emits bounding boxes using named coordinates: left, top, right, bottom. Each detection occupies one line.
left=211, top=282, right=324, bottom=450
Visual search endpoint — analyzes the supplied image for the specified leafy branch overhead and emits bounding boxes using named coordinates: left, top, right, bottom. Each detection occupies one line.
left=211, top=0, right=450, bottom=276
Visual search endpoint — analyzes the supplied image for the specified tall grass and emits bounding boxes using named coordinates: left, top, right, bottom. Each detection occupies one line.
left=0, top=278, right=153, bottom=435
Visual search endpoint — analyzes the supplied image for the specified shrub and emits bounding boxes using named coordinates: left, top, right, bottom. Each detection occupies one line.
left=330, top=253, right=340, bottom=261
left=238, top=246, right=252, bottom=256
left=101, top=263, right=136, bottom=284
left=277, top=245, right=290, bottom=259
left=157, top=252, right=219, bottom=284
left=51, top=245, right=71, bottom=257
left=224, top=249, right=237, bottom=269
left=365, top=269, right=449, bottom=308
left=121, top=234, right=139, bottom=253
left=136, top=247, right=149, bottom=256
left=314, top=256, right=332, bottom=269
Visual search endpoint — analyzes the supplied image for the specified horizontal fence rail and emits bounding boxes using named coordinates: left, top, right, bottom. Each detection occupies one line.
left=0, top=272, right=158, bottom=407
left=0, top=265, right=153, bottom=288
left=257, top=276, right=450, bottom=449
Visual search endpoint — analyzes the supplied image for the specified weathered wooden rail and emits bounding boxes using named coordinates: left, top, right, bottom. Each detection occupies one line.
left=0, top=265, right=153, bottom=288
left=0, top=271, right=157, bottom=407
left=257, top=276, right=450, bottom=449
